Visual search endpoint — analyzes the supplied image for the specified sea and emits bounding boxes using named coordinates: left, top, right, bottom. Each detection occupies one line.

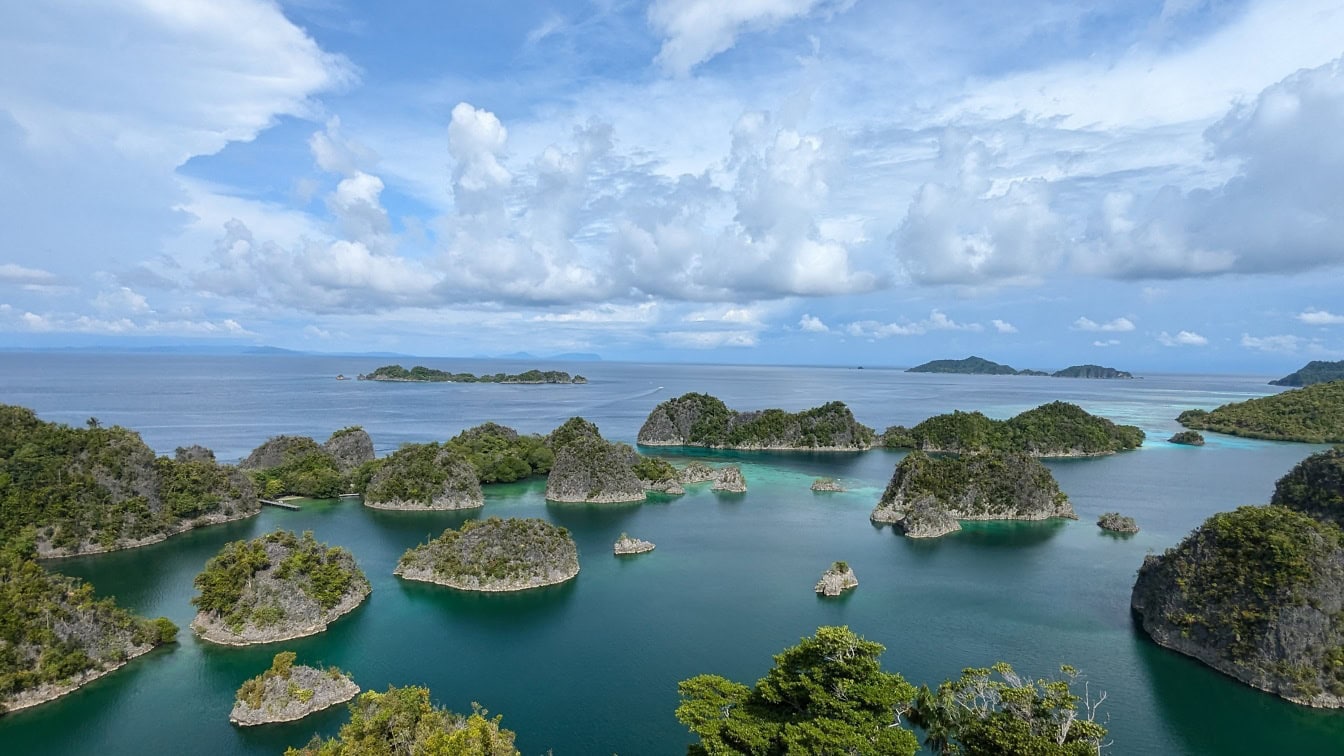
left=0, top=353, right=1341, bottom=755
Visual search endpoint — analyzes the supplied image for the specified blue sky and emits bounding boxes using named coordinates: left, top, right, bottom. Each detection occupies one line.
left=2, top=0, right=1343, bottom=371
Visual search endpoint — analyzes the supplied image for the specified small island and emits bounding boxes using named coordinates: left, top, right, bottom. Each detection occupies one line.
left=711, top=465, right=747, bottom=492
left=361, top=443, right=483, bottom=510
left=357, top=365, right=585, bottom=384
left=1270, top=447, right=1344, bottom=527
left=871, top=451, right=1076, bottom=538
left=637, top=393, right=875, bottom=450
left=242, top=428, right=374, bottom=499
left=811, top=477, right=845, bottom=492
left=1168, top=430, right=1205, bottom=446
left=906, top=357, right=1134, bottom=379
left=815, top=561, right=858, bottom=596
left=1051, top=364, right=1134, bottom=379
left=1098, top=512, right=1139, bottom=533
left=230, top=651, right=359, bottom=726
left=881, top=401, right=1145, bottom=457
left=1269, top=360, right=1344, bottom=387
left=190, top=530, right=370, bottom=646
left=545, top=418, right=646, bottom=503
left=396, top=517, right=579, bottom=592
left=445, top=422, right=554, bottom=483
left=1177, top=381, right=1344, bottom=443
left=614, top=533, right=655, bottom=555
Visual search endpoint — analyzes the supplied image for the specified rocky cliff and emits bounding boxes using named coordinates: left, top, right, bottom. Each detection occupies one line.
left=396, top=517, right=580, bottom=591
left=1270, top=446, right=1344, bottom=528
left=614, top=534, right=655, bottom=555
left=230, top=652, right=359, bottom=726
left=544, top=418, right=645, bottom=503
left=321, top=428, right=374, bottom=472
left=815, top=562, right=858, bottom=596
left=363, top=443, right=483, bottom=510
left=637, top=393, right=875, bottom=450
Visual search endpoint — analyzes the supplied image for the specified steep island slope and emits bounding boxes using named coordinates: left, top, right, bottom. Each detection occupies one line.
left=1270, top=360, right=1344, bottom=387
left=870, top=451, right=1075, bottom=537
left=881, top=401, right=1144, bottom=457
left=637, top=393, right=875, bottom=450
left=1177, top=381, right=1344, bottom=443
left=360, top=443, right=483, bottom=510
left=230, top=651, right=359, bottom=726
left=545, top=418, right=646, bottom=503
left=191, top=530, right=370, bottom=646
left=395, top=517, right=579, bottom=592
left=0, top=404, right=259, bottom=557
left=241, top=428, right=374, bottom=499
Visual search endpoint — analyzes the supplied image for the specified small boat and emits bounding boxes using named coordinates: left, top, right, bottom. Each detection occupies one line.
left=336, top=374, right=347, bottom=380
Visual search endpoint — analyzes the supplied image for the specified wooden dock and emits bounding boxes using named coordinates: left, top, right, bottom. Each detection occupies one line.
left=338, top=493, right=361, bottom=499
left=260, top=498, right=300, bottom=510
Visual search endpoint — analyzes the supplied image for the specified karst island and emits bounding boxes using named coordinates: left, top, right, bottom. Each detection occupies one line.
left=395, top=517, right=580, bottom=592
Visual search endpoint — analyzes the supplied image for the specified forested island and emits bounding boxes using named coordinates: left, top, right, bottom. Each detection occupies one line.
left=285, top=685, right=517, bottom=754
left=395, top=517, right=580, bottom=592
left=0, top=404, right=259, bottom=557
left=1168, top=430, right=1205, bottom=446
left=545, top=418, right=647, bottom=503
left=357, top=365, right=585, bottom=384
left=190, top=530, right=370, bottom=645
left=881, top=401, right=1145, bottom=457
left=242, top=428, right=374, bottom=499
left=360, top=443, right=483, bottom=510
left=0, top=539, right=178, bottom=714
left=1132, top=448, right=1344, bottom=708
left=637, top=393, right=876, bottom=450
left=1269, top=360, right=1344, bottom=387
left=231, top=652, right=359, bottom=726
left=1177, top=381, right=1344, bottom=443
left=905, top=356, right=1133, bottom=378
left=870, top=451, right=1075, bottom=537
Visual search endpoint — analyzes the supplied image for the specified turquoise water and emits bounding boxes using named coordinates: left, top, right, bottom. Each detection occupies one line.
left=1, top=355, right=1341, bottom=754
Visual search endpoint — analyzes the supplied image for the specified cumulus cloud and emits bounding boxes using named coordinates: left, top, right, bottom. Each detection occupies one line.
left=1157, top=330, right=1208, bottom=347
left=1299, top=308, right=1344, bottom=325
left=2, top=307, right=253, bottom=337
left=663, top=329, right=758, bottom=348
left=991, top=319, right=1017, bottom=334
left=1241, top=333, right=1302, bottom=353
left=1073, top=316, right=1135, bottom=333
left=799, top=313, right=829, bottom=332
left=648, top=0, right=851, bottom=75
left=1093, top=339, right=1120, bottom=347
left=92, top=286, right=153, bottom=315
left=845, top=309, right=982, bottom=339
left=0, top=264, right=57, bottom=285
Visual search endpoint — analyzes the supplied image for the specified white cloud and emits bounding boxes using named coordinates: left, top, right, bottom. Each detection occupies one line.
left=310, top=116, right=378, bottom=176
left=991, top=319, right=1017, bottom=334
left=1093, top=339, right=1120, bottom=347
left=1073, top=316, right=1135, bottom=333
left=648, top=0, right=851, bottom=76
left=92, top=286, right=153, bottom=315
left=663, top=329, right=758, bottom=348
left=3, top=308, right=253, bottom=337
left=1299, top=308, right=1344, bottom=326
left=1157, top=330, right=1208, bottom=347
left=845, top=309, right=982, bottom=339
left=0, top=264, right=57, bottom=285
left=1241, top=333, right=1302, bottom=353
left=799, top=313, right=829, bottom=332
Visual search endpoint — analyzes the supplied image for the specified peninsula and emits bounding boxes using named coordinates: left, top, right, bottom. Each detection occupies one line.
left=230, top=651, right=359, bottom=726
left=395, top=517, right=580, bottom=592
left=881, top=401, right=1144, bottom=457
left=357, top=365, right=586, bottom=384
left=0, top=404, right=260, bottom=558
left=1176, top=381, right=1344, bottom=443
left=190, top=530, right=370, bottom=646
left=870, top=450, right=1076, bottom=537
left=637, top=393, right=876, bottom=450
left=1269, top=360, right=1344, bottom=387
left=905, top=356, right=1133, bottom=378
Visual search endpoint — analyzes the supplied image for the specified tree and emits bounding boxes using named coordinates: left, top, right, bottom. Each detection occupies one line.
left=287, top=686, right=518, bottom=756
left=676, top=626, right=920, bottom=755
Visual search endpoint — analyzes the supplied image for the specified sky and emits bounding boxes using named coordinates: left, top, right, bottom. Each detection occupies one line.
left=1, top=0, right=1343, bottom=372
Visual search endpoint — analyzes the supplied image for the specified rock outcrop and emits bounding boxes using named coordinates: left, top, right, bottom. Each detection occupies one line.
left=711, top=465, right=747, bottom=492
left=871, top=451, right=1075, bottom=538
left=1270, top=446, right=1344, bottom=528
left=175, top=444, right=216, bottom=463
left=1097, top=512, right=1139, bottom=533
left=1168, top=430, right=1205, bottom=446
left=544, top=418, right=645, bottom=503
left=815, top=562, right=858, bottom=596
left=321, top=427, right=374, bottom=472
left=230, top=652, right=359, bottom=726
left=190, top=531, right=370, bottom=646
left=678, top=461, right=717, bottom=484
left=811, top=477, right=845, bottom=492
left=1132, top=505, right=1344, bottom=708
left=396, top=517, right=579, bottom=592
left=614, top=533, right=655, bottom=555
left=363, top=443, right=483, bottom=510
left=637, top=393, right=875, bottom=450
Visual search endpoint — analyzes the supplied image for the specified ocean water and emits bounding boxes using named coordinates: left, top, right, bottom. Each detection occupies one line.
left=0, top=354, right=1340, bottom=754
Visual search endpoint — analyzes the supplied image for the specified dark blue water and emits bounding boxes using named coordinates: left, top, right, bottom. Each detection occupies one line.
left=0, top=354, right=1340, bottom=754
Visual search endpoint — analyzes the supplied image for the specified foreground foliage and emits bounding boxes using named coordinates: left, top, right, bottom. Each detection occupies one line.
left=286, top=685, right=518, bottom=755
left=1176, top=381, right=1344, bottom=443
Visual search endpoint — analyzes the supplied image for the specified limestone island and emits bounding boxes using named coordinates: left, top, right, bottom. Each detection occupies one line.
left=395, top=517, right=579, bottom=592
left=881, top=401, right=1144, bottom=457
left=0, top=404, right=260, bottom=558
left=190, top=530, right=370, bottom=646
left=871, top=451, right=1076, bottom=538
left=811, top=477, right=846, bottom=492
left=1097, top=512, right=1139, bottom=533
left=545, top=418, right=646, bottom=503
left=241, top=427, right=374, bottom=499
left=230, top=651, right=359, bottom=726
left=637, top=392, right=875, bottom=450
left=676, top=460, right=747, bottom=492
left=614, top=533, right=655, bottom=555
left=907, top=356, right=1021, bottom=375
left=1168, top=430, right=1205, bottom=446
left=815, top=561, right=858, bottom=596
left=1270, top=447, right=1344, bottom=528
left=1177, top=381, right=1344, bottom=443
left=357, top=365, right=586, bottom=384
left=1269, top=360, right=1344, bottom=387
left=360, top=443, right=482, bottom=510
left=443, top=422, right=554, bottom=483
left=1051, top=364, right=1134, bottom=379
left=0, top=542, right=178, bottom=714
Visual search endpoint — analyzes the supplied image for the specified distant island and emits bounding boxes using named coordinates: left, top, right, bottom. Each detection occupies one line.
left=637, top=393, right=876, bottom=450
left=1177, top=381, right=1344, bottom=443
left=357, top=365, right=586, bottom=384
left=230, top=651, right=359, bottom=726
left=906, top=356, right=1133, bottom=378
left=1269, top=360, right=1344, bottom=387
left=881, top=401, right=1145, bottom=457
left=870, top=450, right=1076, bottom=538
left=190, top=530, right=370, bottom=646
left=395, top=517, right=579, bottom=592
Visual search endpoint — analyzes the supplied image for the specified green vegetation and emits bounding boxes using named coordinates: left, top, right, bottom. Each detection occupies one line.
left=882, top=401, right=1144, bottom=456
left=907, top=356, right=1020, bottom=374
left=0, top=404, right=256, bottom=555
left=638, top=393, right=876, bottom=449
left=357, top=365, right=582, bottom=384
left=1168, top=430, right=1205, bottom=446
left=1270, top=360, right=1344, bottom=387
left=632, top=455, right=678, bottom=482
left=545, top=417, right=645, bottom=502
left=873, top=450, right=1072, bottom=529
left=1176, top=381, right=1344, bottom=443
left=246, top=437, right=344, bottom=499
left=192, top=530, right=367, bottom=634
left=1051, top=364, right=1133, bottom=379
left=235, top=651, right=347, bottom=712
left=397, top=517, right=579, bottom=590
left=444, top=423, right=553, bottom=483
left=0, top=537, right=177, bottom=709
left=286, top=686, right=518, bottom=755
left=359, top=443, right=480, bottom=507
left=1271, top=447, right=1344, bottom=528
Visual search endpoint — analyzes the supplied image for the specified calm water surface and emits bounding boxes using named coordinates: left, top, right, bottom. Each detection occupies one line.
left=0, top=354, right=1341, bottom=755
